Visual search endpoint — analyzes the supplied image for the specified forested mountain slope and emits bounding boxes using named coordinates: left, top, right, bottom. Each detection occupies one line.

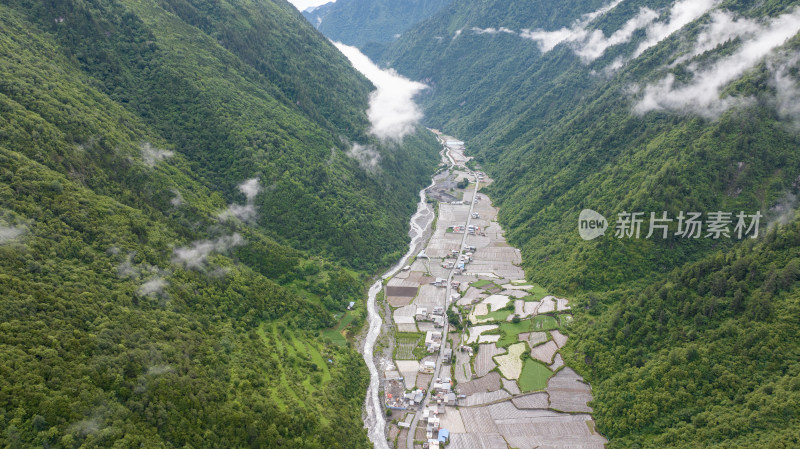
left=0, top=0, right=438, bottom=446
left=376, top=0, right=800, bottom=446
left=302, top=0, right=452, bottom=48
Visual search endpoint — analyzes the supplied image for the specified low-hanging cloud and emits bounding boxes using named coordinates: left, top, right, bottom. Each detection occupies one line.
left=471, top=27, right=515, bottom=35
left=238, top=178, right=261, bottom=201
left=116, top=252, right=171, bottom=297
left=347, top=143, right=381, bottom=173
left=172, top=233, right=244, bottom=270
left=334, top=42, right=426, bottom=141
left=140, top=142, right=174, bottom=167
left=576, top=8, right=660, bottom=62
left=170, top=189, right=185, bottom=207
left=520, top=0, right=624, bottom=52
left=634, top=8, right=800, bottom=117
left=771, top=56, right=800, bottom=129
left=219, top=178, right=262, bottom=222
left=0, top=225, right=26, bottom=244
left=137, top=277, right=168, bottom=297
left=632, top=0, right=722, bottom=59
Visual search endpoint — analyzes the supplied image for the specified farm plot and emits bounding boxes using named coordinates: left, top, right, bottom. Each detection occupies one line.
left=497, top=320, right=533, bottom=347
left=530, top=340, right=559, bottom=364
left=474, top=343, right=505, bottom=377
left=518, top=359, right=554, bottom=392
left=518, top=332, right=548, bottom=348
left=550, top=353, right=565, bottom=371
left=483, top=294, right=511, bottom=311
left=449, top=433, right=508, bottom=449
left=488, top=402, right=566, bottom=420
left=459, top=287, right=486, bottom=306
left=538, top=296, right=556, bottom=313
left=462, top=390, right=511, bottom=406
left=502, top=377, right=521, bottom=395
left=547, top=367, right=594, bottom=413
left=414, top=284, right=446, bottom=310
left=466, top=325, right=499, bottom=344
left=532, top=314, right=560, bottom=331
left=395, top=361, right=419, bottom=390
left=439, top=406, right=466, bottom=433
left=394, top=333, right=423, bottom=360
left=494, top=342, right=526, bottom=379
left=550, top=330, right=568, bottom=348
left=458, top=407, right=498, bottom=433
left=455, top=347, right=474, bottom=383
left=457, top=371, right=502, bottom=395
left=498, top=416, right=607, bottom=449
left=513, top=300, right=538, bottom=319
left=502, top=289, right=530, bottom=298
left=512, top=392, right=550, bottom=409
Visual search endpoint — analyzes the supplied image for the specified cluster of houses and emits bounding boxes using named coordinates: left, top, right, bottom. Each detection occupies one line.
left=416, top=305, right=447, bottom=328
left=450, top=224, right=481, bottom=235
left=420, top=377, right=457, bottom=447
left=424, top=330, right=442, bottom=353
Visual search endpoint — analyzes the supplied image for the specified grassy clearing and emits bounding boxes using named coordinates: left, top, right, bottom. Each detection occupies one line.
left=321, top=310, right=356, bottom=346
left=522, top=283, right=550, bottom=301
left=497, top=319, right=533, bottom=347
left=518, top=358, right=553, bottom=392
left=471, top=279, right=495, bottom=289
left=532, top=314, right=559, bottom=331
left=478, top=309, right=512, bottom=322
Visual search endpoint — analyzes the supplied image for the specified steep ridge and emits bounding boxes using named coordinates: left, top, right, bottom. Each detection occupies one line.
left=0, top=0, right=439, bottom=446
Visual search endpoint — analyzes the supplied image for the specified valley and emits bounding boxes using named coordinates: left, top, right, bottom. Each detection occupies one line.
left=365, top=136, right=606, bottom=449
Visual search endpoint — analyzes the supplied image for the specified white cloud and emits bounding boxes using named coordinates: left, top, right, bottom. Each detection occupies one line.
left=170, top=189, right=184, bottom=207
left=520, top=0, right=624, bottom=52
left=140, top=142, right=173, bottom=167
left=219, top=178, right=262, bottom=222
left=770, top=55, right=800, bottom=129
left=471, top=27, right=515, bottom=35
left=172, top=233, right=244, bottom=269
left=632, top=0, right=722, bottom=58
left=520, top=25, right=587, bottom=53
left=0, top=225, right=26, bottom=244
left=348, top=143, right=381, bottom=173
left=334, top=42, right=427, bottom=141
left=634, top=8, right=800, bottom=117
left=689, top=11, right=762, bottom=58
left=237, top=178, right=261, bottom=201
left=576, top=8, right=660, bottom=62
left=137, top=278, right=168, bottom=297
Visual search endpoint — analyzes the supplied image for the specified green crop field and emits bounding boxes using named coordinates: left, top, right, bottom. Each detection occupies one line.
left=518, top=359, right=554, bottom=392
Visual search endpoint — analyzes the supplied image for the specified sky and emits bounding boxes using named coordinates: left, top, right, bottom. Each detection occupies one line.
left=287, top=0, right=333, bottom=12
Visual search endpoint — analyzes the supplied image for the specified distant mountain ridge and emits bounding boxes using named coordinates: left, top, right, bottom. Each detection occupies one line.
left=303, top=0, right=452, bottom=47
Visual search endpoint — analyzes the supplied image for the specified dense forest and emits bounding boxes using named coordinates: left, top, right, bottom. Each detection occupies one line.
left=0, top=0, right=439, bottom=446
left=318, top=0, right=800, bottom=446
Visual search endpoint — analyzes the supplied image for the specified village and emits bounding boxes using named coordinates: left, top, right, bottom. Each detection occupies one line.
left=378, top=135, right=607, bottom=449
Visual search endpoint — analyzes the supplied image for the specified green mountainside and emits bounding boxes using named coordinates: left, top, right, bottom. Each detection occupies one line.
left=370, top=0, right=800, bottom=446
left=0, top=0, right=439, bottom=446
left=302, top=0, right=452, bottom=48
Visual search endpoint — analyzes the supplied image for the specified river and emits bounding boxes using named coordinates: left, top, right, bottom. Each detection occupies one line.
left=361, top=155, right=442, bottom=447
